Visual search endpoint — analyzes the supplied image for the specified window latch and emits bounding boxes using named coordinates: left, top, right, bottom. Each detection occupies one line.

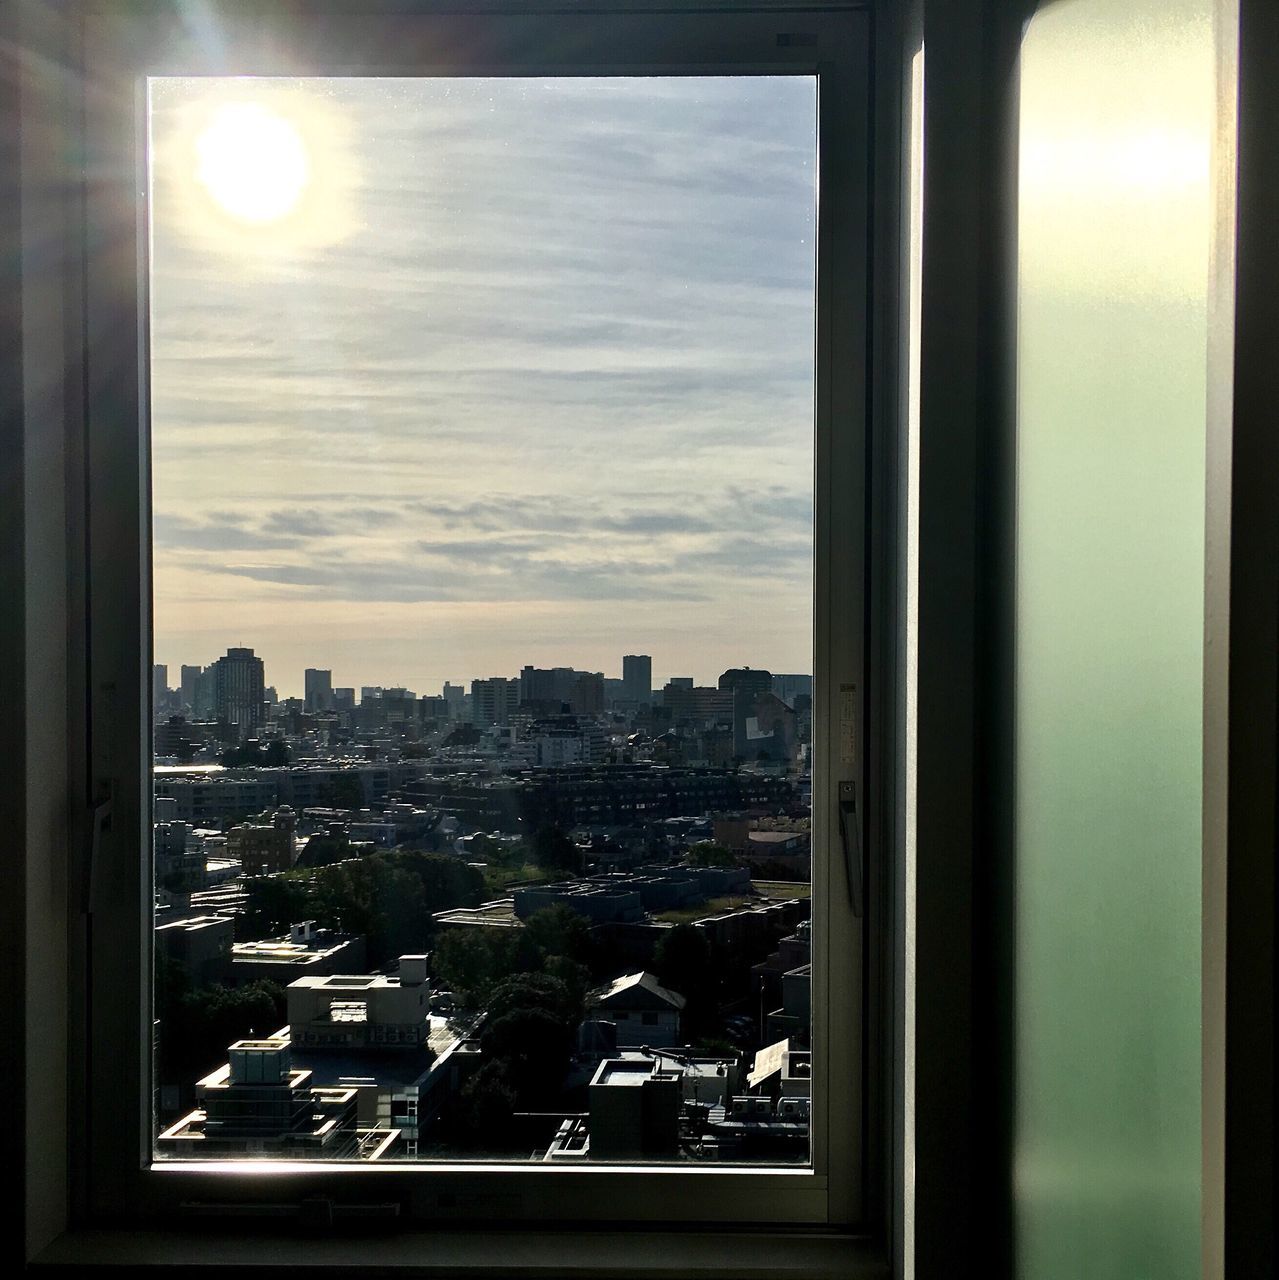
left=838, top=780, right=863, bottom=918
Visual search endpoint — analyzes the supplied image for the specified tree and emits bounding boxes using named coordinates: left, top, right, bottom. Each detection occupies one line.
left=236, top=874, right=311, bottom=941
left=653, top=923, right=717, bottom=1037
left=159, top=979, right=287, bottom=1087
left=260, top=739, right=290, bottom=767
left=687, top=840, right=738, bottom=868
left=486, top=971, right=580, bottom=1026
left=454, top=1061, right=518, bottom=1146
left=479, top=973, right=580, bottom=1104
left=431, top=928, right=520, bottom=1006
left=522, top=904, right=593, bottom=968
left=479, top=1007, right=574, bottom=1101
left=531, top=823, right=579, bottom=874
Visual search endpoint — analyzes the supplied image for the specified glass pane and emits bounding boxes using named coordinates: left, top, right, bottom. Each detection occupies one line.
left=149, top=76, right=816, bottom=1165
left=1014, top=0, right=1210, bottom=1270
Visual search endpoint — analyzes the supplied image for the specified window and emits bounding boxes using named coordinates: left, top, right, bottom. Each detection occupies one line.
left=79, top=0, right=879, bottom=1236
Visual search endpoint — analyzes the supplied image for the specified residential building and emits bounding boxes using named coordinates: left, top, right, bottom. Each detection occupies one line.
left=226, top=806, right=297, bottom=876
left=586, top=972, right=686, bottom=1048
left=471, top=677, right=520, bottom=726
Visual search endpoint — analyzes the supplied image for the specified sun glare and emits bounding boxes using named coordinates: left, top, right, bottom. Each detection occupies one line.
left=195, top=103, right=309, bottom=224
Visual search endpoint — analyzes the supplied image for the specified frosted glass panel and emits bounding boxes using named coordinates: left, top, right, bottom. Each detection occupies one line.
left=1014, top=1, right=1211, bottom=1276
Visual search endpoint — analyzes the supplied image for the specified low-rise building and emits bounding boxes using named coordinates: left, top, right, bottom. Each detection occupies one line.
left=231, top=921, right=367, bottom=985
left=156, top=1036, right=397, bottom=1160
left=586, top=972, right=686, bottom=1048
left=588, top=1057, right=682, bottom=1161
left=227, top=806, right=297, bottom=876
left=287, top=956, right=433, bottom=1051
left=154, top=913, right=233, bottom=986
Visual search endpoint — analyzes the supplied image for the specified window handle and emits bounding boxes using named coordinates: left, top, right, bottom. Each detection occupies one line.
left=838, top=780, right=863, bottom=918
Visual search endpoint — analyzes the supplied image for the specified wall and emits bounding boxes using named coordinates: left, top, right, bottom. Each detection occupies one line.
left=1013, top=2, right=1213, bottom=1276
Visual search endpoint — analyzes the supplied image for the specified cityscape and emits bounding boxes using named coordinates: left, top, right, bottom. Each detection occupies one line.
left=147, top=76, right=817, bottom=1167
left=153, top=652, right=814, bottom=1163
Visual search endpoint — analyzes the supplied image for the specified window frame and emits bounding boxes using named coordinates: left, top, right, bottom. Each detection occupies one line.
left=58, top=0, right=893, bottom=1252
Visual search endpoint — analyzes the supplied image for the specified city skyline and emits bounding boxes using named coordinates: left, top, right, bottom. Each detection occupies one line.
left=149, top=77, right=816, bottom=694
left=156, top=646, right=811, bottom=704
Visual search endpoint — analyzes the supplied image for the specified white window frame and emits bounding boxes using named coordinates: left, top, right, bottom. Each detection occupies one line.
left=59, top=0, right=892, bottom=1255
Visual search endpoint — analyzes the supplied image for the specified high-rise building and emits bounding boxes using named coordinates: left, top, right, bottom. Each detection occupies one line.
left=520, top=665, right=606, bottom=711
left=622, top=654, right=653, bottom=706
left=717, top=668, right=773, bottom=699
left=718, top=668, right=773, bottom=757
left=152, top=664, right=169, bottom=709
left=192, top=666, right=216, bottom=719
left=332, top=688, right=355, bottom=712
left=471, top=677, right=520, bottom=726
left=304, top=668, right=333, bottom=712
left=180, top=663, right=202, bottom=712
left=662, top=684, right=734, bottom=726
left=442, top=682, right=465, bottom=711
left=771, top=673, right=813, bottom=707
left=213, top=647, right=265, bottom=735
left=360, top=686, right=383, bottom=704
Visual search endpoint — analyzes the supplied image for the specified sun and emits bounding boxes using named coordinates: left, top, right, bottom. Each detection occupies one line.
left=195, top=102, right=310, bottom=225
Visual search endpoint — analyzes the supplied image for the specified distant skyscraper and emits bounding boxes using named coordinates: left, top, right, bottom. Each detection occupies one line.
left=332, top=688, right=356, bottom=712
left=718, top=668, right=773, bottom=699
left=304, top=667, right=333, bottom=712
left=718, top=668, right=773, bottom=756
left=360, top=686, right=383, bottom=704
left=180, top=663, right=201, bottom=712
left=213, top=647, right=265, bottom=736
left=622, top=654, right=653, bottom=706
left=771, top=673, right=813, bottom=707
left=192, top=666, right=216, bottom=719
left=152, top=664, right=169, bottom=709
left=472, top=677, right=520, bottom=726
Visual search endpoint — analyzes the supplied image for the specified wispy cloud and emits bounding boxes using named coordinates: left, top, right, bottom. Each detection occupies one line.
left=149, top=77, right=816, bottom=689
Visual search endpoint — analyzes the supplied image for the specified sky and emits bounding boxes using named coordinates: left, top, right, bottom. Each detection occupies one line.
left=149, top=77, right=816, bottom=698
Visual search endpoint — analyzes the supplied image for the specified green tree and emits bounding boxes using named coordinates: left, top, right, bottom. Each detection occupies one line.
left=486, top=971, right=580, bottom=1026
left=431, top=928, right=520, bottom=1006
left=455, top=1061, right=518, bottom=1146
left=236, top=874, right=312, bottom=941
left=159, top=979, right=287, bottom=1087
left=523, top=903, right=593, bottom=967
left=260, top=739, right=290, bottom=767
left=687, top=840, right=738, bottom=868
left=531, top=824, right=579, bottom=874
left=479, top=973, right=580, bottom=1103
left=653, top=923, right=717, bottom=1036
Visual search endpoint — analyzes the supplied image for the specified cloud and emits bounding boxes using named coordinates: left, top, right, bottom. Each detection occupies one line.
left=149, top=77, right=817, bottom=677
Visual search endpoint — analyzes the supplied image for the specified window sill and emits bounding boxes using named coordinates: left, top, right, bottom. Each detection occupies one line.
left=34, top=1226, right=889, bottom=1278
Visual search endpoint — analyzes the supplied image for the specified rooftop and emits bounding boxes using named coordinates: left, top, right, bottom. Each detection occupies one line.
left=590, top=971, right=687, bottom=1011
